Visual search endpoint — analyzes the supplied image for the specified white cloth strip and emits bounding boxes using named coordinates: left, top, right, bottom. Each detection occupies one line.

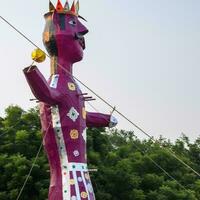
left=51, top=105, right=70, bottom=200
left=50, top=74, right=59, bottom=88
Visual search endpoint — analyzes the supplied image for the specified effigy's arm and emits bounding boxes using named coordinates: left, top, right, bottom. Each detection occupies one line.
left=86, top=112, right=118, bottom=128
left=23, top=65, right=61, bottom=104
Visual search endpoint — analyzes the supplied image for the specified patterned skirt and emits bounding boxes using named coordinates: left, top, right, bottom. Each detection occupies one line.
left=61, top=162, right=95, bottom=200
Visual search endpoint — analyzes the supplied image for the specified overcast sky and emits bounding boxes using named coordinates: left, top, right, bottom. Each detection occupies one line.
left=0, top=0, right=200, bottom=142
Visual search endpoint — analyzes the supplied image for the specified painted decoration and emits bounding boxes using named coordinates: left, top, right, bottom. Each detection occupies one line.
left=23, top=1, right=118, bottom=200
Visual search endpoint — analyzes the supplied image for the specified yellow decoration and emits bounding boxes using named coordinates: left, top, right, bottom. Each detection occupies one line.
left=82, top=107, right=87, bottom=119
left=81, top=192, right=88, bottom=198
left=69, top=179, right=75, bottom=185
left=31, top=48, right=46, bottom=63
left=68, top=82, right=76, bottom=91
left=70, top=129, right=79, bottom=139
left=43, top=32, right=50, bottom=42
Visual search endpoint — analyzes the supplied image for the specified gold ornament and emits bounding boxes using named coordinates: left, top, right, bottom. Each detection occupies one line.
left=69, top=179, right=75, bottom=185
left=70, top=129, right=79, bottom=139
left=68, top=82, right=76, bottom=91
left=31, top=48, right=46, bottom=63
left=81, top=191, right=88, bottom=198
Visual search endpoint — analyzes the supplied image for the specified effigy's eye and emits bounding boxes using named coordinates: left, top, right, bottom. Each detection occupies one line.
left=69, top=20, right=77, bottom=26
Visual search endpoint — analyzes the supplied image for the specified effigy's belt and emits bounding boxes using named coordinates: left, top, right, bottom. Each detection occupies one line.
left=68, top=162, right=88, bottom=172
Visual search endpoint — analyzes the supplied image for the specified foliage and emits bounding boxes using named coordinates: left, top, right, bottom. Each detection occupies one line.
left=0, top=105, right=200, bottom=199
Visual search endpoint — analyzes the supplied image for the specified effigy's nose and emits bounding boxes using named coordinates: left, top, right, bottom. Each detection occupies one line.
left=77, top=21, right=89, bottom=36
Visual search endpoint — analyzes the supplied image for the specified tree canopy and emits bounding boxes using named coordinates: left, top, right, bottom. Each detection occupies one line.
left=0, top=105, right=200, bottom=199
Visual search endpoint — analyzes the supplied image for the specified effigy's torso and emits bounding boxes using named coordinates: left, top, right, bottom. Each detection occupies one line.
left=40, top=74, right=95, bottom=200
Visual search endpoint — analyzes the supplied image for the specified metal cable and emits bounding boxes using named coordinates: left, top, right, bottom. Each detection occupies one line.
left=86, top=102, right=187, bottom=190
left=16, top=141, right=43, bottom=200
left=15, top=118, right=53, bottom=200
left=1, top=14, right=200, bottom=179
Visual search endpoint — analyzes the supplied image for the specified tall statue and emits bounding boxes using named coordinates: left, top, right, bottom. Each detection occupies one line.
left=23, top=1, right=117, bottom=199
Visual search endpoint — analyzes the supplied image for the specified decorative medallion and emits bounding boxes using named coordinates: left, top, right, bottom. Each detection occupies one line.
left=68, top=82, right=76, bottom=91
left=78, top=177, right=83, bottom=182
left=81, top=191, right=88, bottom=198
left=67, top=107, right=79, bottom=122
left=69, top=179, right=75, bottom=185
left=73, top=150, right=80, bottom=157
left=70, top=129, right=79, bottom=139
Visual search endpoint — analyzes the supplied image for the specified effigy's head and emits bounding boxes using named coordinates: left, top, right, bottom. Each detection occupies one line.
left=43, top=0, right=88, bottom=63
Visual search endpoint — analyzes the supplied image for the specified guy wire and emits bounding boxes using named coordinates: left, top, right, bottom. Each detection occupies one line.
left=1, top=15, right=200, bottom=179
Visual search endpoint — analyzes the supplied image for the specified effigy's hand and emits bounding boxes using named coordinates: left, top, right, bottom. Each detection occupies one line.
left=109, top=115, right=118, bottom=128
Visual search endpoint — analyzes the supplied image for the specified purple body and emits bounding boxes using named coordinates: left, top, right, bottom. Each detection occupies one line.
left=23, top=3, right=113, bottom=200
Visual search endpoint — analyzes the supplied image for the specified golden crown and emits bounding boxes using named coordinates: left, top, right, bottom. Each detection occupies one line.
left=49, top=0, right=79, bottom=16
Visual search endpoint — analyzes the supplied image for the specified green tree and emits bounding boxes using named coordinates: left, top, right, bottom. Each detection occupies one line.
left=0, top=105, right=200, bottom=199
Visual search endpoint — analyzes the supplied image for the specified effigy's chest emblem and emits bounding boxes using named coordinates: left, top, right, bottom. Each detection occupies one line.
left=68, top=82, right=76, bottom=91
left=70, top=129, right=79, bottom=139
left=67, top=107, right=79, bottom=122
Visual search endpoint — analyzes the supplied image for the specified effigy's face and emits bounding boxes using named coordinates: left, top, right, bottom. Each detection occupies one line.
left=43, top=12, right=88, bottom=63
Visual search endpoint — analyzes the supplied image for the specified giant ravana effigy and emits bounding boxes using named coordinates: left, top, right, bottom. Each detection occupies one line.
left=23, top=0, right=118, bottom=199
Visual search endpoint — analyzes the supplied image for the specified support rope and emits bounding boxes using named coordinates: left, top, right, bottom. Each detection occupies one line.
left=16, top=142, right=43, bottom=200
left=86, top=102, right=187, bottom=191
left=0, top=15, right=200, bottom=184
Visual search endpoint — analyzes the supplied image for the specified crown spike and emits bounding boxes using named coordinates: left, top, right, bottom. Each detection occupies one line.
left=56, top=0, right=64, bottom=12
left=64, top=0, right=70, bottom=11
left=70, top=1, right=76, bottom=13
left=49, top=0, right=55, bottom=12
left=75, top=0, right=79, bottom=15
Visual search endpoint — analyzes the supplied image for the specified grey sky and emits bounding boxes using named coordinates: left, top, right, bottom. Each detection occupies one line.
left=0, top=0, right=200, bottom=141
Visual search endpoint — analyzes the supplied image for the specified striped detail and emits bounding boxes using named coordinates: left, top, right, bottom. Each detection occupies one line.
left=72, top=170, right=81, bottom=200
left=81, top=171, right=90, bottom=200
left=51, top=106, right=70, bottom=200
